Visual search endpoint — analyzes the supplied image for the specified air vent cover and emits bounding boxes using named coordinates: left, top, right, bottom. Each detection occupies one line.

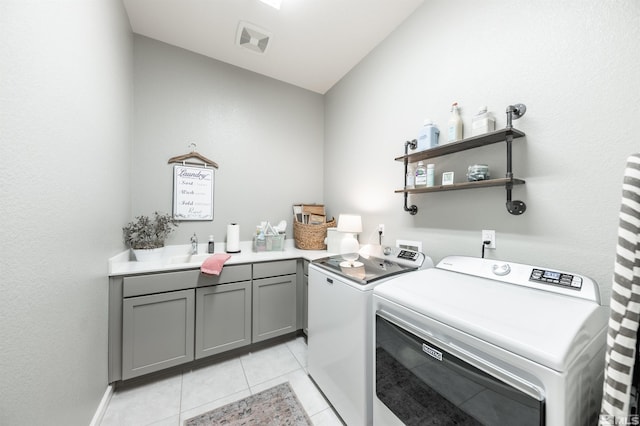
left=236, top=21, right=271, bottom=54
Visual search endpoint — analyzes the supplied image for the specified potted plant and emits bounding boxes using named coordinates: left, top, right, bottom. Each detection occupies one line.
left=123, top=211, right=178, bottom=261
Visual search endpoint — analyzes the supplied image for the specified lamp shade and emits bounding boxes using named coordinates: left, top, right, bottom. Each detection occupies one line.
left=337, top=214, right=362, bottom=233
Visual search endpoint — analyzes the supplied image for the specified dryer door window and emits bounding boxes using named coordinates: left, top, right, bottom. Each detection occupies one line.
left=375, top=315, right=545, bottom=425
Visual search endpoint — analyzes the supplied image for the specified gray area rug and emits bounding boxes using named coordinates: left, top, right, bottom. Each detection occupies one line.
left=184, top=382, right=313, bottom=425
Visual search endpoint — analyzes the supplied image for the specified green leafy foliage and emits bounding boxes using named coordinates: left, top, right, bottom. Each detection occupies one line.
left=122, top=212, right=179, bottom=249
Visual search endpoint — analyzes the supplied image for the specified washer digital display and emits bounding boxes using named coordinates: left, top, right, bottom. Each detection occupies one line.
left=543, top=271, right=561, bottom=280
left=530, top=268, right=582, bottom=290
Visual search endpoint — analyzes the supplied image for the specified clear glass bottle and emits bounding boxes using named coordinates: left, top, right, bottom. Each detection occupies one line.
left=406, top=164, right=415, bottom=189
left=255, top=226, right=266, bottom=252
left=415, top=161, right=427, bottom=187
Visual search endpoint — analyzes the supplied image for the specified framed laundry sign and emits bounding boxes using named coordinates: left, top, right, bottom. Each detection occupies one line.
left=172, top=165, right=214, bottom=220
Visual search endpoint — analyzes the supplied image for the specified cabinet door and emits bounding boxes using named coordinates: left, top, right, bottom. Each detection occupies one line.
left=252, top=274, right=297, bottom=343
left=122, top=289, right=194, bottom=380
left=195, top=281, right=252, bottom=359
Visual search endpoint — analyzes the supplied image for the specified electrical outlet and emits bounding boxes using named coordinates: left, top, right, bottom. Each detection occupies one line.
left=378, top=224, right=385, bottom=236
left=482, top=230, right=496, bottom=249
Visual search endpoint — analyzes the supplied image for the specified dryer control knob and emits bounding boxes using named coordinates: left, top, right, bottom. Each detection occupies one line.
left=492, top=263, right=511, bottom=276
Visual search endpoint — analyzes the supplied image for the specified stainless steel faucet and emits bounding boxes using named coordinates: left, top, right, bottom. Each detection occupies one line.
left=191, top=233, right=198, bottom=254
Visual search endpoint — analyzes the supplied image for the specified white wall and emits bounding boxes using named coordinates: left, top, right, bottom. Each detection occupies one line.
left=132, top=36, right=325, bottom=244
left=324, top=0, right=640, bottom=302
left=0, top=1, right=132, bottom=424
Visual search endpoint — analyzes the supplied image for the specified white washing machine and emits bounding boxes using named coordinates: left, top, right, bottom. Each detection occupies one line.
left=308, top=248, right=432, bottom=426
left=373, top=256, right=609, bottom=426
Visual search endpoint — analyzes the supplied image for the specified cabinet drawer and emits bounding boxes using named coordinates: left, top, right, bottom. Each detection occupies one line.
left=124, top=264, right=251, bottom=297
left=252, top=259, right=297, bottom=279
left=196, top=264, right=251, bottom=287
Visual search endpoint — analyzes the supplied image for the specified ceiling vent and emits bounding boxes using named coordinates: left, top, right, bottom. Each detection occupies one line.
left=236, top=21, right=272, bottom=54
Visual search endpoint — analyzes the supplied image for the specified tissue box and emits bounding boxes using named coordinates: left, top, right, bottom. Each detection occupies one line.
left=253, top=234, right=285, bottom=252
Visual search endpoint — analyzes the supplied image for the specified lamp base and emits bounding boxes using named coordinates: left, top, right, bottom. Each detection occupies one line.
left=340, top=233, right=360, bottom=260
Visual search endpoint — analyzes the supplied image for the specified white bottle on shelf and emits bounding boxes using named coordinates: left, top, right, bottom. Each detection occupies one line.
left=471, top=106, right=496, bottom=136
left=416, top=120, right=439, bottom=151
left=447, top=102, right=463, bottom=142
left=415, top=161, right=427, bottom=187
left=426, top=164, right=435, bottom=187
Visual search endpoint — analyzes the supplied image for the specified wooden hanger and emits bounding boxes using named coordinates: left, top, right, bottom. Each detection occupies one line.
left=168, top=143, right=219, bottom=169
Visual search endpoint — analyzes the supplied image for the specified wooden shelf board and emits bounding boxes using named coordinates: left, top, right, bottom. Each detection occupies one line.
left=395, top=128, right=525, bottom=163
left=395, top=178, right=526, bottom=194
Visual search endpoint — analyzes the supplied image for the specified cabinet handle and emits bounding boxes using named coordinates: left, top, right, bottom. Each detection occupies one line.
left=326, top=278, right=333, bottom=284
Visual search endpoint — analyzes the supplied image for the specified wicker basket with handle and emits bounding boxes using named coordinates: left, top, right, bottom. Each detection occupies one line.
left=293, top=218, right=336, bottom=250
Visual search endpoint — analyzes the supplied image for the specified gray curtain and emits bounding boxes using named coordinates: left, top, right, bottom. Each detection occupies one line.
left=600, top=154, right=640, bottom=424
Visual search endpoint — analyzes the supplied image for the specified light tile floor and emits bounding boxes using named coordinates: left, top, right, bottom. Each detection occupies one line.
left=100, top=336, right=344, bottom=426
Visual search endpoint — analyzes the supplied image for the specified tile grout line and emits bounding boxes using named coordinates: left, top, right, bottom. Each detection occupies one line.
left=239, top=353, right=253, bottom=395
left=177, top=370, right=184, bottom=425
left=287, top=338, right=305, bottom=370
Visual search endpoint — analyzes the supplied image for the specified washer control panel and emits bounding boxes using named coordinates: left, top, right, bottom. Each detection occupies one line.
left=530, top=268, right=582, bottom=290
left=380, top=246, right=432, bottom=269
left=435, top=256, right=599, bottom=303
left=397, top=249, right=419, bottom=261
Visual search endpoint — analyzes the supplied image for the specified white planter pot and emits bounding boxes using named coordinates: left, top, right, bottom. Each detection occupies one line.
left=132, top=247, right=164, bottom=262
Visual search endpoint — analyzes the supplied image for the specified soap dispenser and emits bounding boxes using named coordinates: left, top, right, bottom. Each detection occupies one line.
left=207, top=235, right=215, bottom=253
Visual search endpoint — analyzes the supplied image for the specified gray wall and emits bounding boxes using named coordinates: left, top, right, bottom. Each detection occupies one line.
left=0, top=1, right=132, bottom=425
left=324, top=0, right=640, bottom=302
left=1, top=1, right=637, bottom=423
left=132, top=36, right=325, bottom=244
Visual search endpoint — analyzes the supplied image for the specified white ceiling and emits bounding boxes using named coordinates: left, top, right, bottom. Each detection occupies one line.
left=122, top=0, right=424, bottom=94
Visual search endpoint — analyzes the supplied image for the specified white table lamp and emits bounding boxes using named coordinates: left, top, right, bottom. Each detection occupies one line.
left=337, top=214, right=362, bottom=266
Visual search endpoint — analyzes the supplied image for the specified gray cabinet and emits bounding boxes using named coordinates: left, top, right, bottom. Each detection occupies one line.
left=195, top=280, right=251, bottom=358
left=295, top=259, right=308, bottom=334
left=122, top=289, right=195, bottom=380
left=252, top=260, right=297, bottom=343
left=111, top=264, right=251, bottom=382
left=109, top=259, right=304, bottom=383
left=302, top=260, right=309, bottom=335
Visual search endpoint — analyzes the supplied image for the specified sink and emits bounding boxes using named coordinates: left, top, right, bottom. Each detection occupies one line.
left=166, top=253, right=213, bottom=265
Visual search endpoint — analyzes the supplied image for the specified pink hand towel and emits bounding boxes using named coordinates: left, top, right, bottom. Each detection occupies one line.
left=201, top=253, right=231, bottom=276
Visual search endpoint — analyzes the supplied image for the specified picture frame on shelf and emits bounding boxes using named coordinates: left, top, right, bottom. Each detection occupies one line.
left=442, top=172, right=454, bottom=186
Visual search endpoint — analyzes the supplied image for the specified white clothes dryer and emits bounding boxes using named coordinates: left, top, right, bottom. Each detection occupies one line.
left=373, top=256, right=608, bottom=426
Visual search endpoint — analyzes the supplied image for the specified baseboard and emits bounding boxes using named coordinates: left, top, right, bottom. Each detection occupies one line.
left=89, top=384, right=114, bottom=426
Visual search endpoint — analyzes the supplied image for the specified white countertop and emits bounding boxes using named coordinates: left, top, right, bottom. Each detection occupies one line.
left=108, top=239, right=331, bottom=276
